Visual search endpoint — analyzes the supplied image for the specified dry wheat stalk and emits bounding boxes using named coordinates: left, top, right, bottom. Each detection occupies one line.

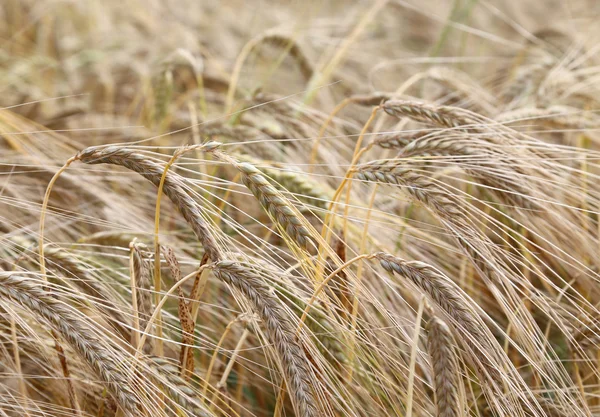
left=77, top=144, right=222, bottom=262
left=426, top=316, right=463, bottom=417
left=0, top=271, right=140, bottom=414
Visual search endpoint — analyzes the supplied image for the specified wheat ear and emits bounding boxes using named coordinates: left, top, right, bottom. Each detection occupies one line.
left=214, top=151, right=313, bottom=249
left=382, top=100, right=483, bottom=129
left=131, top=242, right=153, bottom=354
left=427, top=316, right=463, bottom=417
left=373, top=253, right=507, bottom=387
left=148, top=356, right=214, bottom=417
left=211, top=261, right=318, bottom=417
left=77, top=144, right=222, bottom=262
left=0, top=271, right=140, bottom=414
left=236, top=154, right=330, bottom=210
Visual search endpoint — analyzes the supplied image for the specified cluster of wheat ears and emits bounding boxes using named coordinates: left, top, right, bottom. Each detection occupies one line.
left=3, top=1, right=600, bottom=416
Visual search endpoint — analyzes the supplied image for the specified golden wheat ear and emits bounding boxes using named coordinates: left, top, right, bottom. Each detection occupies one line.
left=426, top=316, right=464, bottom=417
left=0, top=272, right=140, bottom=414
left=211, top=261, right=319, bottom=417
left=77, top=143, right=223, bottom=261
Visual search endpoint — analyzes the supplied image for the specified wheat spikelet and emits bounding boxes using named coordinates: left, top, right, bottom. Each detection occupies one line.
left=372, top=131, right=428, bottom=150
left=375, top=254, right=484, bottom=344
left=306, top=299, right=346, bottom=366
left=426, top=316, right=463, bottom=417
left=501, top=60, right=555, bottom=107
left=372, top=252, right=531, bottom=415
left=162, top=245, right=196, bottom=378
left=395, top=131, right=485, bottom=157
left=355, top=161, right=580, bottom=415
left=46, top=245, right=129, bottom=334
left=77, top=144, right=222, bottom=261
left=379, top=133, right=538, bottom=207
left=355, top=161, right=531, bottom=306
left=211, top=261, right=318, bottom=417
left=0, top=271, right=140, bottom=414
left=214, top=151, right=313, bottom=249
left=502, top=28, right=576, bottom=107
left=78, top=145, right=317, bottom=414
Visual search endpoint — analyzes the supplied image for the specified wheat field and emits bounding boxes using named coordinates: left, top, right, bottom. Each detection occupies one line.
left=2, top=0, right=600, bottom=416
